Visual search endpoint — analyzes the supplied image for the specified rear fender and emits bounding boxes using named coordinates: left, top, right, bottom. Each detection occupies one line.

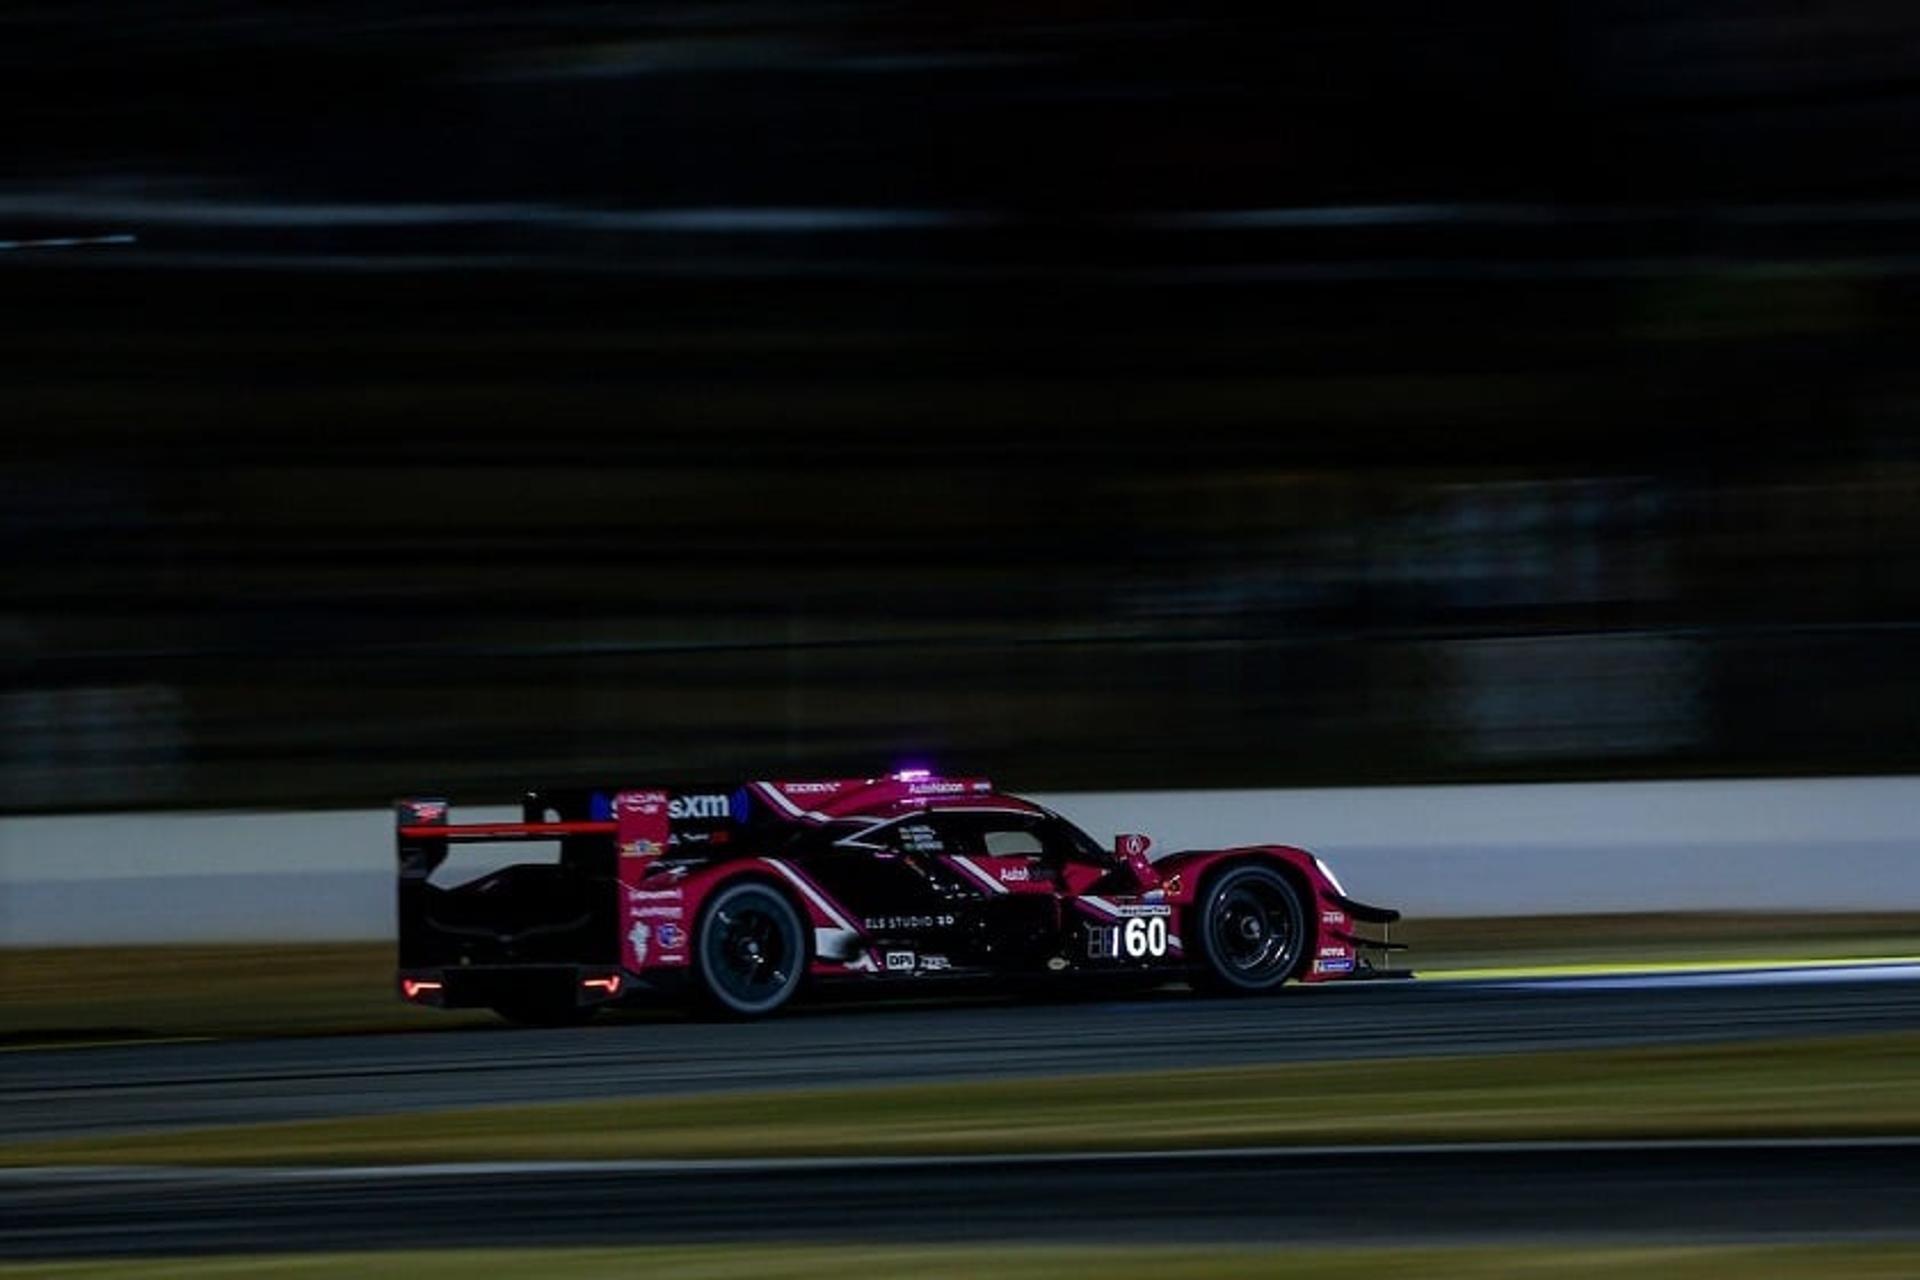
left=623, top=858, right=871, bottom=978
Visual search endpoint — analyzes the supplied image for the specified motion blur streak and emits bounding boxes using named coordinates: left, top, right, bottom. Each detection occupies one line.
left=6, top=966, right=1918, bottom=1142
left=7, top=1, right=1920, bottom=810
left=6, top=4, right=1920, bottom=1269
left=7, top=1142, right=1920, bottom=1257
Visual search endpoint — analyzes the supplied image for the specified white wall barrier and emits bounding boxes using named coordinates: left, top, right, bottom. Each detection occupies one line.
left=1, top=777, right=1914, bottom=945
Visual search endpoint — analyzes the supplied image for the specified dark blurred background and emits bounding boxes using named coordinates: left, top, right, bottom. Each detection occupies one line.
left=6, top=0, right=1920, bottom=811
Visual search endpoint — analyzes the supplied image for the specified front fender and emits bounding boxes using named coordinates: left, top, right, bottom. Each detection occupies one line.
left=1156, top=845, right=1393, bottom=982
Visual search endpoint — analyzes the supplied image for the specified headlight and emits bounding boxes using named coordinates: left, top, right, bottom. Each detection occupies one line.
left=1311, top=855, right=1347, bottom=896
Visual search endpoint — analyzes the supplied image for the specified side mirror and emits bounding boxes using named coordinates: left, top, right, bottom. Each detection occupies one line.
left=1114, top=833, right=1161, bottom=888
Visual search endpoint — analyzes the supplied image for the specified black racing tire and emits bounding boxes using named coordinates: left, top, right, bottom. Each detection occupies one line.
left=490, top=1001, right=598, bottom=1028
left=1191, top=863, right=1309, bottom=995
left=692, top=880, right=808, bottom=1018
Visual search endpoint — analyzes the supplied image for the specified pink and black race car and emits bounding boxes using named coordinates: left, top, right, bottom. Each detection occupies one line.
left=396, top=771, right=1405, bottom=1022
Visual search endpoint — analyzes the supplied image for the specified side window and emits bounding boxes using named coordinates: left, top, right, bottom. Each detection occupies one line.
left=967, top=815, right=1104, bottom=865
left=858, top=813, right=1100, bottom=863
left=982, top=828, right=1045, bottom=858
left=1030, top=816, right=1111, bottom=865
left=886, top=820, right=952, bottom=856
left=840, top=817, right=978, bottom=857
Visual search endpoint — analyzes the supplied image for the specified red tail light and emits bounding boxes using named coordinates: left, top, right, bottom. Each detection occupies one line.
left=582, top=975, right=622, bottom=994
left=401, top=979, right=443, bottom=999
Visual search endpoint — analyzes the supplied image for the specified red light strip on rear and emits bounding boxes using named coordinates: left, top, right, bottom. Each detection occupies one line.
left=581, top=975, right=622, bottom=994
left=401, top=979, right=443, bottom=999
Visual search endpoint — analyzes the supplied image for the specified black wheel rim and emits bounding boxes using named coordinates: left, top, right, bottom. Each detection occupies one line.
left=704, top=893, right=801, bottom=1010
left=1208, top=877, right=1302, bottom=982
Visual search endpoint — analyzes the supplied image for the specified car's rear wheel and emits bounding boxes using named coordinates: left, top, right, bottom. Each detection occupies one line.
left=1192, top=864, right=1307, bottom=994
left=692, top=881, right=807, bottom=1018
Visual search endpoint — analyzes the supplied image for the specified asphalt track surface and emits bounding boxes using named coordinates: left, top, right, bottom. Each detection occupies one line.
left=6, top=1140, right=1920, bottom=1257
left=4, top=964, right=1919, bottom=1143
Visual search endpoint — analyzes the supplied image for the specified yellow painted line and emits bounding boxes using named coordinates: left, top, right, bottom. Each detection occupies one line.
left=0, top=1036, right=212, bottom=1054
left=1419, top=955, right=1920, bottom=983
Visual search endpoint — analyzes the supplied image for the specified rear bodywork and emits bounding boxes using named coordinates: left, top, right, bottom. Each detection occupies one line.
left=396, top=775, right=1404, bottom=1012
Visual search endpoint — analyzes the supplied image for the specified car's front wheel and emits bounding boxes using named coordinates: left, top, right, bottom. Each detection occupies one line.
left=692, top=881, right=808, bottom=1017
left=1192, top=864, right=1308, bottom=994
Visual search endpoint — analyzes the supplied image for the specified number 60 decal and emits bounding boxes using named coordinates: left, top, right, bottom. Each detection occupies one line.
left=1122, top=915, right=1169, bottom=958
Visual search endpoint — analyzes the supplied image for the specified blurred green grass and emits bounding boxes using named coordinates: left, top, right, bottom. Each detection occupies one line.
left=5, top=913, right=1918, bottom=1045
left=1393, top=911, right=1920, bottom=971
left=0, top=942, right=491, bottom=1043
left=9, top=1244, right=1920, bottom=1279
left=8, top=1032, right=1917, bottom=1166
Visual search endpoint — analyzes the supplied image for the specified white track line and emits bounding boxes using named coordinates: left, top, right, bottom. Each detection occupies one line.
left=1470, top=960, right=1920, bottom=992
left=9, top=1137, right=1920, bottom=1184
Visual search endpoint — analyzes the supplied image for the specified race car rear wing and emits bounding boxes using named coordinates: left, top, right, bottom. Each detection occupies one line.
left=394, top=794, right=622, bottom=980
left=394, top=795, right=613, bottom=883
left=394, top=786, right=753, bottom=985
left=395, top=786, right=752, bottom=876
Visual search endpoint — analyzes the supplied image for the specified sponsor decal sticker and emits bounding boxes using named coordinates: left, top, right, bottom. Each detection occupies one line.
left=784, top=782, right=842, bottom=794
left=406, top=801, right=447, bottom=822
left=668, top=793, right=734, bottom=820
left=1322, top=910, right=1347, bottom=926
left=885, top=951, right=916, bottom=972
left=1318, top=945, right=1349, bottom=958
left=632, top=905, right=684, bottom=920
left=1314, top=956, right=1356, bottom=974
left=657, top=923, right=684, bottom=950
left=919, top=954, right=952, bottom=971
left=896, top=824, right=944, bottom=853
left=863, top=914, right=956, bottom=930
left=998, top=864, right=1031, bottom=882
left=907, top=780, right=968, bottom=795
left=1113, top=903, right=1173, bottom=917
left=630, top=889, right=684, bottom=902
left=628, top=921, right=650, bottom=965
left=618, top=791, right=667, bottom=816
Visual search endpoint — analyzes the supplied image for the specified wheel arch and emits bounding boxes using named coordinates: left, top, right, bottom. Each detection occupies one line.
left=694, top=868, right=816, bottom=954
left=1183, top=851, right=1319, bottom=982
left=684, top=868, right=817, bottom=1018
